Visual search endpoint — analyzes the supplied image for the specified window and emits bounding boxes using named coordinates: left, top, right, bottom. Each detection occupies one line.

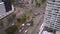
left=55, top=12, right=58, bottom=13
left=47, top=21, right=50, bottom=22
left=52, top=24, right=54, bottom=25
left=52, top=0, right=55, bottom=2
left=54, top=9, right=59, bottom=11
left=57, top=23, right=60, bottom=25
left=58, top=15, right=60, bottom=16
left=47, top=2, right=54, bottom=5
left=56, top=28, right=59, bottom=29
left=45, top=18, right=48, bottom=20
left=57, top=7, right=60, bottom=8
left=58, top=20, right=60, bottom=21
left=3, top=0, right=12, bottom=12
left=53, top=14, right=56, bottom=15
left=58, top=1, right=60, bottom=3
left=57, top=22, right=60, bottom=23
left=57, top=17, right=60, bottom=18
left=48, top=13, right=52, bottom=14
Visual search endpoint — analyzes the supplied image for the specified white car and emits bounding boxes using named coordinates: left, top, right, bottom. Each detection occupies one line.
left=22, top=24, right=25, bottom=26
left=19, top=29, right=22, bottom=32
left=26, top=23, right=30, bottom=26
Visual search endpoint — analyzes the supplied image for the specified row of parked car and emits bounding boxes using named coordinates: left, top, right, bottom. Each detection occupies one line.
left=19, top=12, right=40, bottom=34
left=19, top=18, right=33, bottom=34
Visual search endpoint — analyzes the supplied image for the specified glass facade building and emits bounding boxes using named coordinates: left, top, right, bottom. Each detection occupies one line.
left=0, top=0, right=14, bottom=19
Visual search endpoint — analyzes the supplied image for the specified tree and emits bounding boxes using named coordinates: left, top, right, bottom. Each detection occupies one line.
left=17, top=18, right=21, bottom=23
left=5, top=25, right=18, bottom=34
left=7, top=17, right=12, bottom=23
left=41, top=0, right=46, bottom=4
left=0, top=22, right=3, bottom=27
left=22, top=15, right=27, bottom=23
left=36, top=2, right=41, bottom=7
left=12, top=13, right=16, bottom=18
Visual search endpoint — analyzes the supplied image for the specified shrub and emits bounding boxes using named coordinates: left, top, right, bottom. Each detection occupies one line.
left=22, top=15, right=27, bottom=23
left=0, top=23, right=3, bottom=27
left=17, top=18, right=21, bottom=23
left=41, top=0, right=46, bottom=4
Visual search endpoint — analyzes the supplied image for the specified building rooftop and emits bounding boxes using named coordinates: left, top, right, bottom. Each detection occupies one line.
left=0, top=4, right=14, bottom=19
left=42, top=31, right=53, bottom=34
left=56, top=31, right=60, bottom=34
left=0, top=2, right=3, bottom=4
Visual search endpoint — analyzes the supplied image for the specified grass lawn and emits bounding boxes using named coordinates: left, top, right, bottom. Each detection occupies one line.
left=26, top=11, right=34, bottom=20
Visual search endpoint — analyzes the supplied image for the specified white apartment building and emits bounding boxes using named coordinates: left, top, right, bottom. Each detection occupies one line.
left=44, top=0, right=60, bottom=31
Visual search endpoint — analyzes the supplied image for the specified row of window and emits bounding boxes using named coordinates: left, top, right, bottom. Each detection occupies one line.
left=47, top=3, right=60, bottom=10
left=47, top=7, right=59, bottom=11
left=48, top=0, right=55, bottom=2
left=48, top=0, right=60, bottom=3
left=47, top=1, right=60, bottom=6
left=49, top=24, right=60, bottom=30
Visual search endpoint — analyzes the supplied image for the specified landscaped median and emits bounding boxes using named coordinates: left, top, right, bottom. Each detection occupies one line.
left=5, top=11, right=34, bottom=34
left=5, top=17, right=26, bottom=34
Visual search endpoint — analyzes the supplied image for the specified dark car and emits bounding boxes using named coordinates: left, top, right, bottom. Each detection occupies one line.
left=32, top=13, right=40, bottom=18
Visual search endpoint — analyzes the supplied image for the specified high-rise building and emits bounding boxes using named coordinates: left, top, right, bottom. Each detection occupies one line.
left=44, top=0, right=60, bottom=31
left=0, top=0, right=15, bottom=34
left=2, top=0, right=12, bottom=12
left=0, top=0, right=14, bottom=19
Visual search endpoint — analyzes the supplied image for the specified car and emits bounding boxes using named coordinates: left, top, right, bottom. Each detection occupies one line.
left=12, top=23, right=15, bottom=25
left=23, top=29, right=28, bottom=33
left=26, top=23, right=30, bottom=26
left=22, top=24, right=25, bottom=26
left=19, top=27, right=24, bottom=32
left=19, top=29, right=22, bottom=32
left=34, top=13, right=40, bottom=16
left=25, top=22, right=31, bottom=27
left=19, top=26, right=28, bottom=34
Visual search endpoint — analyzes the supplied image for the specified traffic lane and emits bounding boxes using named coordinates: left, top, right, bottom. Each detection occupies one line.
left=16, top=25, right=28, bottom=34
left=33, top=17, right=44, bottom=34
left=16, top=18, right=33, bottom=34
left=16, top=30, right=27, bottom=34
left=27, top=15, right=42, bottom=34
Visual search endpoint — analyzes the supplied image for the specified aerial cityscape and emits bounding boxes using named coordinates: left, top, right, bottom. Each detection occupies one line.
left=0, top=0, right=60, bottom=34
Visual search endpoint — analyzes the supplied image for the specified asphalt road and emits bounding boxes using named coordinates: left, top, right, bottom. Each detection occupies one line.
left=15, top=1, right=46, bottom=34
left=26, top=1, right=46, bottom=34
left=27, top=14, right=43, bottom=34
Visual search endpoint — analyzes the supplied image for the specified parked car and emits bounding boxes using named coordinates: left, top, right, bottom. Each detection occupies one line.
left=26, top=23, right=30, bottom=26
left=32, top=13, right=40, bottom=18
left=26, top=18, right=33, bottom=26
left=34, top=13, right=40, bottom=16
left=22, top=24, right=25, bottom=26
left=22, top=29, right=28, bottom=34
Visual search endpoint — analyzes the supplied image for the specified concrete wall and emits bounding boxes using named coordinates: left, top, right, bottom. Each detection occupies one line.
left=0, top=2, right=6, bottom=15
